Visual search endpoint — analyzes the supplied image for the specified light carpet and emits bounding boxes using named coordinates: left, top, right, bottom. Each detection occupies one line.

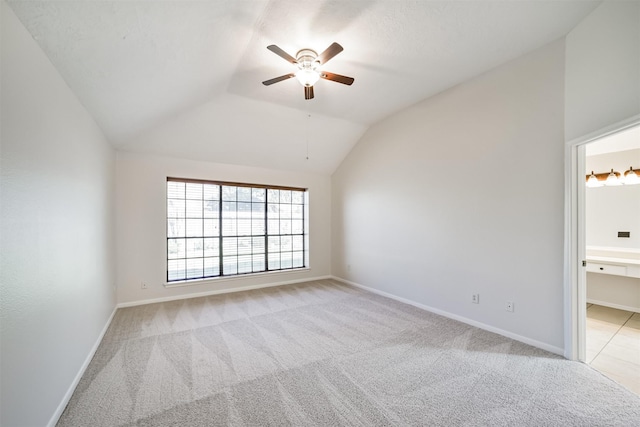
left=57, top=279, right=640, bottom=426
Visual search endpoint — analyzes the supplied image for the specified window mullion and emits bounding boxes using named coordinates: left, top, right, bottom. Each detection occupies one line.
left=302, top=194, right=307, bottom=267
left=264, top=195, right=269, bottom=272
left=218, top=185, right=223, bottom=276
left=201, top=185, right=204, bottom=278
left=184, top=184, right=187, bottom=279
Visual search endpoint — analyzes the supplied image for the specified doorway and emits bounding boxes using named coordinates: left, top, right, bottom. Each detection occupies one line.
left=566, top=115, right=639, bottom=364
left=581, top=125, right=640, bottom=395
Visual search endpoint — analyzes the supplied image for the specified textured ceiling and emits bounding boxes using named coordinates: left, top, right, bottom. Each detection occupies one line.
left=8, top=0, right=600, bottom=174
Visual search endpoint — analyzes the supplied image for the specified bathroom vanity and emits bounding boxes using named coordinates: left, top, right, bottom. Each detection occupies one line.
left=586, top=247, right=640, bottom=312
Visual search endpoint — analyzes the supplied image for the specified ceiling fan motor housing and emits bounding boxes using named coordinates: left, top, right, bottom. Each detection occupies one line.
left=296, top=49, right=320, bottom=71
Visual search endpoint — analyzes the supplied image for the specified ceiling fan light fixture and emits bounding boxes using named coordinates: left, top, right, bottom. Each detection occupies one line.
left=295, top=69, right=320, bottom=87
left=263, top=42, right=354, bottom=99
left=295, top=49, right=320, bottom=87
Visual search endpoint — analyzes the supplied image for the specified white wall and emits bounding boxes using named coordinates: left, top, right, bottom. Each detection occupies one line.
left=586, top=149, right=640, bottom=249
left=0, top=2, right=116, bottom=426
left=587, top=273, right=640, bottom=313
left=332, top=40, right=565, bottom=352
left=116, top=151, right=331, bottom=304
left=565, top=1, right=640, bottom=141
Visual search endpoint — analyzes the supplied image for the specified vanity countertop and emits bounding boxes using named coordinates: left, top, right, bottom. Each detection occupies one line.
left=586, top=255, right=640, bottom=266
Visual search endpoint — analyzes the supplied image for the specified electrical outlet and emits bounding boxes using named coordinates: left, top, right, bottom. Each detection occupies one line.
left=472, top=294, right=479, bottom=304
left=506, top=301, right=514, bottom=312
left=347, top=264, right=351, bottom=271
left=141, top=282, right=147, bottom=290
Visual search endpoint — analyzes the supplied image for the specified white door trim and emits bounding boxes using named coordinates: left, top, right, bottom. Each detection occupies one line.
left=564, top=114, right=640, bottom=361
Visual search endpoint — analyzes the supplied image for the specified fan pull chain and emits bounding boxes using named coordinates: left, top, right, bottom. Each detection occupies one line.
left=306, top=114, right=310, bottom=161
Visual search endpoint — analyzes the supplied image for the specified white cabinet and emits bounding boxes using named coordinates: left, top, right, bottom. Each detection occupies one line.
left=585, top=248, right=640, bottom=313
left=586, top=262, right=627, bottom=276
left=586, top=247, right=640, bottom=279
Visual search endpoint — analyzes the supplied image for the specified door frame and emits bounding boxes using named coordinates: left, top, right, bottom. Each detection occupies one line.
left=564, top=114, right=640, bottom=361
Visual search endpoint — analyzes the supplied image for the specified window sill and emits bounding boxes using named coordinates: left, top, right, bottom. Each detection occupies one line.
left=164, top=267, right=311, bottom=288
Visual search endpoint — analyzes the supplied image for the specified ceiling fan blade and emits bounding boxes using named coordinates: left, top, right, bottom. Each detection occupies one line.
left=320, top=71, right=354, bottom=86
left=266, top=45, right=298, bottom=64
left=304, top=86, right=314, bottom=100
left=262, top=73, right=295, bottom=86
left=317, top=42, right=343, bottom=64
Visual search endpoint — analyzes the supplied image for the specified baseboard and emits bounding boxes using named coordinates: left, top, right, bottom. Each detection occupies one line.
left=47, top=305, right=118, bottom=427
left=587, top=298, right=640, bottom=313
left=332, top=276, right=565, bottom=356
left=117, top=275, right=332, bottom=308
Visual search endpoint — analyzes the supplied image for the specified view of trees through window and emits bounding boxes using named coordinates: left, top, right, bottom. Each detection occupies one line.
left=167, top=178, right=307, bottom=282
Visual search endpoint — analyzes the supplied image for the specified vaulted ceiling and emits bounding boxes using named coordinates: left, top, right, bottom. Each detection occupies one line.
left=8, top=0, right=600, bottom=174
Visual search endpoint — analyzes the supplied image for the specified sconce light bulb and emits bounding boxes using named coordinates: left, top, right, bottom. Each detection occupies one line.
left=605, top=169, right=622, bottom=186
left=624, top=166, right=640, bottom=185
left=586, top=171, right=602, bottom=188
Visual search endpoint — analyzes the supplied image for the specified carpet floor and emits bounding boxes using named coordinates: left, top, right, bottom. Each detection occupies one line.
left=58, top=279, right=640, bottom=426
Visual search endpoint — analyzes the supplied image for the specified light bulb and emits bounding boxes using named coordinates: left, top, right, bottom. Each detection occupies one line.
left=624, top=167, right=640, bottom=185
left=586, top=171, right=602, bottom=188
left=604, top=169, right=621, bottom=186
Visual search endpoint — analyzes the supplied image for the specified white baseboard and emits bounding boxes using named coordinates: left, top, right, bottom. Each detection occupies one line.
left=333, top=276, right=565, bottom=356
left=117, top=275, right=332, bottom=308
left=47, top=306, right=118, bottom=427
left=587, top=298, right=640, bottom=313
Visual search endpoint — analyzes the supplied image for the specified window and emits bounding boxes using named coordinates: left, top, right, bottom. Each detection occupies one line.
left=166, top=178, right=307, bottom=282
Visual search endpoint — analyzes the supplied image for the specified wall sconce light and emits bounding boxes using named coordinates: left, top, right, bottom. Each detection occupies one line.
left=605, top=169, right=622, bottom=186
left=586, top=171, right=603, bottom=188
left=624, top=166, right=640, bottom=185
left=586, top=167, right=640, bottom=187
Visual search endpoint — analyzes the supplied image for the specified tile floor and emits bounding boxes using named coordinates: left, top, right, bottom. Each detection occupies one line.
left=586, top=304, right=640, bottom=395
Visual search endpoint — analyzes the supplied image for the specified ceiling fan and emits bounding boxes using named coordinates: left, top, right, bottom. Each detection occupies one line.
left=262, top=42, right=354, bottom=100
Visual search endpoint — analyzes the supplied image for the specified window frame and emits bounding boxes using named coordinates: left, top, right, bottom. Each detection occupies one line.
left=166, top=177, right=308, bottom=283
